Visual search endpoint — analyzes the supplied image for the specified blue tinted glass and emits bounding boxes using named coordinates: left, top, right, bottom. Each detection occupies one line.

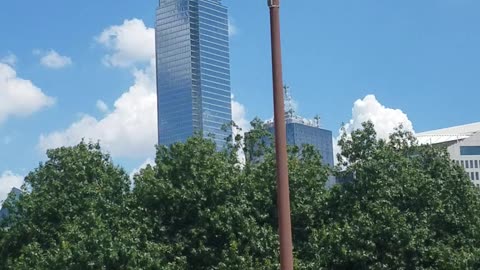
left=156, top=0, right=232, bottom=147
left=290, top=123, right=334, bottom=167
left=267, top=123, right=335, bottom=167
left=461, top=146, right=480, bottom=156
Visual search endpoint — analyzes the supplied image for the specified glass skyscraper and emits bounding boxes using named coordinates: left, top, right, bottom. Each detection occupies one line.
left=266, top=122, right=334, bottom=167
left=155, top=0, right=232, bottom=147
left=284, top=123, right=334, bottom=167
left=263, top=121, right=336, bottom=187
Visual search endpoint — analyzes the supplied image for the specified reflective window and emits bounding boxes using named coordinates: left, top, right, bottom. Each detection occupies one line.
left=461, top=146, right=480, bottom=156
left=156, top=0, right=232, bottom=148
left=276, top=123, right=335, bottom=167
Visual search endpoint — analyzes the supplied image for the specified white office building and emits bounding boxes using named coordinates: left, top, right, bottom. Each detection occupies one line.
left=417, top=122, right=480, bottom=187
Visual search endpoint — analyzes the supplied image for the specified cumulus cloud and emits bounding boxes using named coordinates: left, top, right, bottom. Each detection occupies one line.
left=231, top=95, right=249, bottom=136
left=1, top=53, right=17, bottom=66
left=342, top=95, right=414, bottom=138
left=36, top=49, right=72, bottom=69
left=0, top=62, right=55, bottom=124
left=334, top=95, right=414, bottom=162
left=39, top=60, right=157, bottom=158
left=0, top=171, right=23, bottom=204
left=39, top=17, right=242, bottom=159
left=96, top=19, right=155, bottom=67
left=96, top=100, right=109, bottom=113
left=38, top=19, right=157, bottom=158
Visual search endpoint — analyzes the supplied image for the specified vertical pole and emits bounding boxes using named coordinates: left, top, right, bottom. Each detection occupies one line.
left=267, top=0, right=294, bottom=269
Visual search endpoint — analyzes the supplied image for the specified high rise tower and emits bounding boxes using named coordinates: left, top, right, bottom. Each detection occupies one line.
left=156, top=0, right=232, bottom=147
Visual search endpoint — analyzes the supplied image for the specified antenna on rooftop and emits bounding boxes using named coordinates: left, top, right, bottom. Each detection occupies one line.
left=284, top=85, right=297, bottom=121
left=314, top=114, right=321, bottom=128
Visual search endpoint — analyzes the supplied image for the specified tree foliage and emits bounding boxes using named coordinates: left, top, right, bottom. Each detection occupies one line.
left=318, top=122, right=480, bottom=269
left=0, top=142, right=178, bottom=269
left=1, top=121, right=480, bottom=269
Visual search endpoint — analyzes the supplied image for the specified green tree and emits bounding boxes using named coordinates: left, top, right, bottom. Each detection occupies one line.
left=133, top=135, right=279, bottom=269
left=311, top=122, right=480, bottom=269
left=241, top=120, right=330, bottom=268
left=132, top=120, right=331, bottom=269
left=3, top=121, right=479, bottom=269
left=0, top=142, right=178, bottom=269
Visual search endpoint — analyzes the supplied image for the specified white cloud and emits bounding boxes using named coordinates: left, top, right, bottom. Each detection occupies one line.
left=228, top=19, right=237, bottom=37
left=332, top=137, right=341, bottom=164
left=130, top=158, right=155, bottom=179
left=96, top=18, right=155, bottom=67
left=39, top=19, right=157, bottom=159
left=129, top=158, right=155, bottom=188
left=96, top=100, right=109, bottom=113
left=0, top=171, right=23, bottom=204
left=342, top=95, right=414, bottom=139
left=37, top=50, right=72, bottom=69
left=0, top=63, right=55, bottom=124
left=1, top=53, right=17, bottom=66
left=39, top=60, right=157, bottom=158
left=231, top=95, right=250, bottom=136
left=231, top=95, right=250, bottom=165
left=334, top=94, right=414, bottom=163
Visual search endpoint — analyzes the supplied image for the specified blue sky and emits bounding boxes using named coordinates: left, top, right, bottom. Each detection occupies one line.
left=1, top=0, right=480, bottom=199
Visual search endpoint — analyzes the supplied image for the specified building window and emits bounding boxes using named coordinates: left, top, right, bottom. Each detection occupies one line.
left=476, top=172, right=480, bottom=181
left=461, top=160, right=465, bottom=167
left=471, top=172, right=475, bottom=180
left=470, top=160, right=474, bottom=168
left=476, top=160, right=479, bottom=168
left=460, top=146, right=480, bottom=155
left=466, top=161, right=469, bottom=168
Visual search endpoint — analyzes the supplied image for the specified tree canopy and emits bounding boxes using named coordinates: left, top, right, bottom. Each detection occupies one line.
left=317, top=122, right=480, bottom=269
left=1, top=121, right=479, bottom=269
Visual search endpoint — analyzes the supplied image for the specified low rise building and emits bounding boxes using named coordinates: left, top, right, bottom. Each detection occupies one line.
left=417, top=122, right=480, bottom=187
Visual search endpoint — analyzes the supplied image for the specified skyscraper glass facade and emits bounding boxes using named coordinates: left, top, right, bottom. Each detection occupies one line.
left=284, top=123, right=334, bottom=167
left=266, top=122, right=336, bottom=187
left=156, top=0, right=232, bottom=147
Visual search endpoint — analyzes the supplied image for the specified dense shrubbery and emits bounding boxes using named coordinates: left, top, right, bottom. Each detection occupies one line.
left=1, top=121, right=479, bottom=269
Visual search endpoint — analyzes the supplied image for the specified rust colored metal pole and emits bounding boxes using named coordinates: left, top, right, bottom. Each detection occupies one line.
left=267, top=0, right=294, bottom=269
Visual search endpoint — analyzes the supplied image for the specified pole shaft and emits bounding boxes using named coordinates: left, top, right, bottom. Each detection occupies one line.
left=268, top=0, right=294, bottom=269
